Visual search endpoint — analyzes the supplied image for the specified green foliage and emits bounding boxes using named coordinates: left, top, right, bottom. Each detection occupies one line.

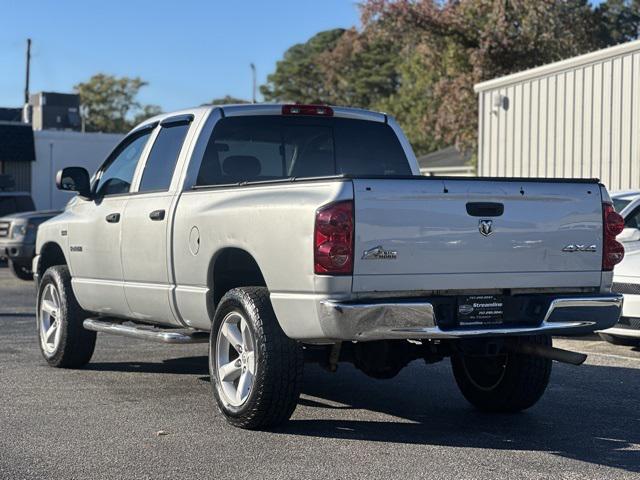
left=260, top=28, right=346, bottom=103
left=593, top=0, right=640, bottom=45
left=318, top=28, right=402, bottom=107
left=206, top=95, right=251, bottom=105
left=74, top=74, right=161, bottom=133
left=132, top=104, right=163, bottom=127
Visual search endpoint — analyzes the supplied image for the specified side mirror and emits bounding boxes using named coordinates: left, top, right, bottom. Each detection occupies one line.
left=617, top=227, right=640, bottom=243
left=56, top=167, right=92, bottom=199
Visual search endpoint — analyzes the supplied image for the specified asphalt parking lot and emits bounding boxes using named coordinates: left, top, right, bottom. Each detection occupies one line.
left=1, top=268, right=639, bottom=480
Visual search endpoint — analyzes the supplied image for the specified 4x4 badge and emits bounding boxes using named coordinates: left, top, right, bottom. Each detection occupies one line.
left=479, top=219, right=493, bottom=236
left=362, top=245, right=397, bottom=260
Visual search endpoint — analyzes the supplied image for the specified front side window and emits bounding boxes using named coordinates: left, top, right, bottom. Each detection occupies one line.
left=139, top=123, right=190, bottom=192
left=94, top=131, right=152, bottom=197
left=195, top=116, right=410, bottom=186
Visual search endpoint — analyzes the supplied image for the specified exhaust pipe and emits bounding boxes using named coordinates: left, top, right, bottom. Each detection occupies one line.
left=508, top=341, right=587, bottom=366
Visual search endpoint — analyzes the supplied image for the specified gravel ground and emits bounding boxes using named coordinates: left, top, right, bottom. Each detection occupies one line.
left=0, top=268, right=639, bottom=480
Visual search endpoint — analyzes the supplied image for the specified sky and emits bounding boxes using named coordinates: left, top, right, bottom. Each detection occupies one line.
left=0, top=0, right=360, bottom=112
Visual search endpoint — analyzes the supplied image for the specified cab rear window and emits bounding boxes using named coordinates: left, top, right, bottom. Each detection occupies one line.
left=195, top=116, right=411, bottom=186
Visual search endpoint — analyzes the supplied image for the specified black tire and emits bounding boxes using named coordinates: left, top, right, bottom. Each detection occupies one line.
left=598, top=332, right=640, bottom=347
left=9, top=259, right=33, bottom=281
left=209, top=287, right=303, bottom=429
left=451, top=335, right=552, bottom=413
left=37, top=265, right=96, bottom=368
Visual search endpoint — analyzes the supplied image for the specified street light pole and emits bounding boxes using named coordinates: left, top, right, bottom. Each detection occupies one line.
left=250, top=63, right=256, bottom=104
left=24, top=38, right=31, bottom=105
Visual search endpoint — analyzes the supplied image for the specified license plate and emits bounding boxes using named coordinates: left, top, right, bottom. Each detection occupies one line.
left=457, top=295, right=504, bottom=326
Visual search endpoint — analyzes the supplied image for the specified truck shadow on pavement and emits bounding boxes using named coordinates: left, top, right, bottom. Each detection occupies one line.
left=82, top=354, right=639, bottom=473
left=86, top=356, right=209, bottom=375
left=289, top=361, right=640, bottom=474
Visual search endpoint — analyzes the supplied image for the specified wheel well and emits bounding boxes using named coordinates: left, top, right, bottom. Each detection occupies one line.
left=38, top=242, right=67, bottom=278
left=211, top=248, right=266, bottom=307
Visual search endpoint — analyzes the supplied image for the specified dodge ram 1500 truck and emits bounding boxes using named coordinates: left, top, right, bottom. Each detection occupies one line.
left=34, top=104, right=625, bottom=429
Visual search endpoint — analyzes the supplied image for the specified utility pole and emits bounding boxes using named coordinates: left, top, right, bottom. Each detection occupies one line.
left=250, top=63, right=256, bottom=104
left=25, top=38, right=31, bottom=105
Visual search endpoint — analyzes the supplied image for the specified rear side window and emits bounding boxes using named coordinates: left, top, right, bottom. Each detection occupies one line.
left=139, top=123, right=190, bottom=192
left=195, top=116, right=410, bottom=186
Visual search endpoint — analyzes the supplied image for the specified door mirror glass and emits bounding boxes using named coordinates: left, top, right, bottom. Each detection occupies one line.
left=617, top=227, right=640, bottom=243
left=56, top=167, right=91, bottom=198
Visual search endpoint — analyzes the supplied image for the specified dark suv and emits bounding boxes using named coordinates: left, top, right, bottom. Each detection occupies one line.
left=0, top=192, right=57, bottom=280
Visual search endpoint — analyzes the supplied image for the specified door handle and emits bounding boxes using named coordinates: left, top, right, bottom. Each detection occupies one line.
left=105, top=213, right=120, bottom=223
left=149, top=209, right=166, bottom=221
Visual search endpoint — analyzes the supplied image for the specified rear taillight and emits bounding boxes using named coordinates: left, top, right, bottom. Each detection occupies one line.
left=282, top=104, right=334, bottom=116
left=314, top=200, right=354, bottom=275
left=603, top=203, right=625, bottom=271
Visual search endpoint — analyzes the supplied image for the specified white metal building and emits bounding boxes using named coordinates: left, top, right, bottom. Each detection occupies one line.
left=32, top=130, right=122, bottom=210
left=475, top=40, right=640, bottom=191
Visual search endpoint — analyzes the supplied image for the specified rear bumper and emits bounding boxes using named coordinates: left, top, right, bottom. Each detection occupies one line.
left=318, top=294, right=623, bottom=341
left=597, top=327, right=640, bottom=339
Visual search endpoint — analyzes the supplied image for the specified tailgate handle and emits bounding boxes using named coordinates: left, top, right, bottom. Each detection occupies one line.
left=466, top=202, right=504, bottom=217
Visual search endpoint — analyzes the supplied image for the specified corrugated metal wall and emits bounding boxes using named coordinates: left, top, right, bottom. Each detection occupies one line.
left=477, top=41, right=640, bottom=191
left=1, top=161, right=31, bottom=191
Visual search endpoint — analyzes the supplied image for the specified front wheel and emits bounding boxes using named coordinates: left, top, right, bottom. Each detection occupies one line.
left=9, top=259, right=33, bottom=281
left=451, top=335, right=552, bottom=412
left=209, top=287, right=303, bottom=430
left=37, top=265, right=96, bottom=368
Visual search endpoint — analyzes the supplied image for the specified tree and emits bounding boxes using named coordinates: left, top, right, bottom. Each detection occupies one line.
left=261, top=1, right=640, bottom=157
left=318, top=27, right=402, bottom=108
left=132, top=104, right=163, bottom=126
left=359, top=0, right=636, bottom=153
left=260, top=29, right=346, bottom=103
left=593, top=0, right=640, bottom=45
left=74, top=74, right=161, bottom=133
left=205, top=95, right=251, bottom=105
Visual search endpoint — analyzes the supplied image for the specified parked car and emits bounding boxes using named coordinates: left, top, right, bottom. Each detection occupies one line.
left=34, top=104, right=624, bottom=430
left=597, top=190, right=640, bottom=346
left=0, top=210, right=61, bottom=280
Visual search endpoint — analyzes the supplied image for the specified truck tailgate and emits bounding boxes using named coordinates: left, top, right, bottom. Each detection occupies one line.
left=352, top=178, right=603, bottom=292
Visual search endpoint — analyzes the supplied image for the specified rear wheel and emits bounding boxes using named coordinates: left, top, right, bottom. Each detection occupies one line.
left=451, top=335, right=552, bottom=412
left=9, top=259, right=33, bottom=281
left=209, top=287, right=303, bottom=429
left=37, top=266, right=96, bottom=368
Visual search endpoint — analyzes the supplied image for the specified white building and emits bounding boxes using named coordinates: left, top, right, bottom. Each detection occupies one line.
left=31, top=130, right=122, bottom=210
left=475, top=40, right=640, bottom=191
left=417, top=146, right=475, bottom=176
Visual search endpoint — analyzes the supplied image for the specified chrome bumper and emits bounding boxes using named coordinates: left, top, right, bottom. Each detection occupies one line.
left=319, top=294, right=623, bottom=341
left=597, top=327, right=640, bottom=339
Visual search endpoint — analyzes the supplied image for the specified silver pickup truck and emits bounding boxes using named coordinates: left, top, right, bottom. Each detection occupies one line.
left=34, top=104, right=624, bottom=429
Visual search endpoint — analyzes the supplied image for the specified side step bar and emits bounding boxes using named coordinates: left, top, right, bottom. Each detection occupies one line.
left=83, top=318, right=209, bottom=344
